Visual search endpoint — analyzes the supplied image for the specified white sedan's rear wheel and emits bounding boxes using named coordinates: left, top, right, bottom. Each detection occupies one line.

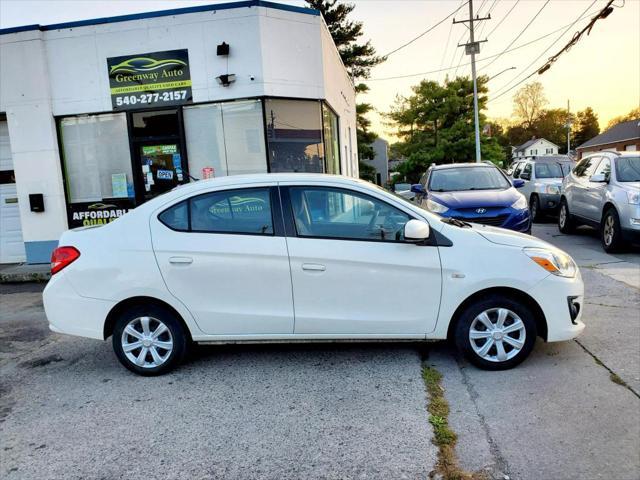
left=112, top=305, right=187, bottom=375
left=454, top=295, right=537, bottom=370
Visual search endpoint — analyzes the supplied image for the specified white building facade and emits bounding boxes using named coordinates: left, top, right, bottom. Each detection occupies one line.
left=512, top=138, right=559, bottom=161
left=0, top=1, right=357, bottom=264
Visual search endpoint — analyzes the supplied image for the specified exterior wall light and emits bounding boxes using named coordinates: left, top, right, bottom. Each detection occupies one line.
left=216, top=74, right=236, bottom=87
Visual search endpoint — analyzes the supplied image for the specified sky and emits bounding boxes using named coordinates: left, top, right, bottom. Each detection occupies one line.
left=2, top=0, right=639, bottom=142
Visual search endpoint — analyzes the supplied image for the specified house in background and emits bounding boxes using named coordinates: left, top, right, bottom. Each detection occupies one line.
left=365, top=138, right=389, bottom=186
left=512, top=137, right=559, bottom=161
left=576, top=119, right=640, bottom=159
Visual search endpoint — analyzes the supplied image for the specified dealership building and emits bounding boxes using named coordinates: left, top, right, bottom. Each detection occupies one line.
left=0, top=0, right=357, bottom=264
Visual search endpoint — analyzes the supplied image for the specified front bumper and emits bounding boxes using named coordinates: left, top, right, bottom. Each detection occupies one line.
left=537, top=193, right=561, bottom=212
left=446, top=207, right=531, bottom=233
left=527, top=270, right=585, bottom=342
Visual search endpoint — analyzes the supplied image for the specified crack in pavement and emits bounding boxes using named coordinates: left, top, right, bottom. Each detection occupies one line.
left=574, top=339, right=640, bottom=399
left=455, top=356, right=510, bottom=480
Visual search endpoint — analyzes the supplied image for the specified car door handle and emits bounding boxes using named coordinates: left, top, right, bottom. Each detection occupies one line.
left=302, top=263, right=326, bottom=272
left=169, top=256, right=193, bottom=264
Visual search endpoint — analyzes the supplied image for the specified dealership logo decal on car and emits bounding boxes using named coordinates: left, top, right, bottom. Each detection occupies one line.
left=476, top=208, right=487, bottom=214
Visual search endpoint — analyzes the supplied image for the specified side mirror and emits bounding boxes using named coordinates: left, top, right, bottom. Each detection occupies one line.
left=410, top=184, right=425, bottom=194
left=590, top=173, right=607, bottom=183
left=513, top=179, right=525, bottom=188
left=404, top=219, right=430, bottom=243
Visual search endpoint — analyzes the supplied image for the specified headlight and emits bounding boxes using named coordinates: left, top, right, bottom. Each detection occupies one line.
left=524, top=247, right=577, bottom=278
left=545, top=185, right=561, bottom=195
left=511, top=195, right=527, bottom=210
left=627, top=191, right=640, bottom=205
left=426, top=198, right=449, bottom=213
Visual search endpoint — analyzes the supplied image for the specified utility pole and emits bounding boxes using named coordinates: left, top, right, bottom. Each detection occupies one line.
left=566, top=99, right=572, bottom=155
left=454, top=0, right=490, bottom=162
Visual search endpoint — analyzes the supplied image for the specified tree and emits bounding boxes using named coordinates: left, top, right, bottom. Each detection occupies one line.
left=386, top=76, right=506, bottom=182
left=573, top=107, right=600, bottom=148
left=306, top=1, right=385, bottom=181
left=605, top=106, right=640, bottom=130
left=305, top=1, right=383, bottom=79
left=512, top=82, right=548, bottom=128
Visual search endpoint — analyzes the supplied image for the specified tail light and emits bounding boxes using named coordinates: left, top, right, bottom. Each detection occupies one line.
left=51, top=246, right=80, bottom=275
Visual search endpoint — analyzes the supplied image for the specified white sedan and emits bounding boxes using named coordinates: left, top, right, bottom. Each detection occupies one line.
left=43, top=174, right=585, bottom=375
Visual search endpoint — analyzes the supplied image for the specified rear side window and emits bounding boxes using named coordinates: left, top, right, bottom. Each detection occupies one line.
left=158, top=188, right=274, bottom=235
left=159, top=201, right=189, bottom=231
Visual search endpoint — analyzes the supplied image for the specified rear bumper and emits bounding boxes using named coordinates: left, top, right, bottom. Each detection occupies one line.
left=43, top=272, right=114, bottom=340
left=527, top=271, right=585, bottom=342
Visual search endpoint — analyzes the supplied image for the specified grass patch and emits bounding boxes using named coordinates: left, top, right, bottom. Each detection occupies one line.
left=422, top=365, right=486, bottom=480
left=610, top=372, right=627, bottom=387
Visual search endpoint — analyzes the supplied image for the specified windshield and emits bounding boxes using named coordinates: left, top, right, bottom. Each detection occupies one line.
left=394, top=183, right=411, bottom=191
left=428, top=166, right=510, bottom=192
left=535, top=162, right=570, bottom=179
left=616, top=157, right=640, bottom=182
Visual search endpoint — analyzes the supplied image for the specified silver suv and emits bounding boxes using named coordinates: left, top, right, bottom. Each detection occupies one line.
left=507, top=156, right=574, bottom=222
left=558, top=151, right=640, bottom=252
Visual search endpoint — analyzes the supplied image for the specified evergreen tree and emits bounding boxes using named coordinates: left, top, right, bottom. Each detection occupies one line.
left=573, top=108, right=600, bottom=148
left=305, top=1, right=384, bottom=180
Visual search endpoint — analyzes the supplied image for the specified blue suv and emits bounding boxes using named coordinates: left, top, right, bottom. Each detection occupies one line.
left=411, top=163, right=531, bottom=233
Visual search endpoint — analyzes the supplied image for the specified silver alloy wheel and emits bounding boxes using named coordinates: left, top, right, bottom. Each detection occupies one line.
left=603, top=214, right=615, bottom=246
left=469, top=308, right=526, bottom=363
left=121, top=316, right=173, bottom=369
left=559, top=204, right=567, bottom=228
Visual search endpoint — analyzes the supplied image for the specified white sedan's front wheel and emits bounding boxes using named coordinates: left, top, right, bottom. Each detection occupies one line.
left=454, top=295, right=537, bottom=370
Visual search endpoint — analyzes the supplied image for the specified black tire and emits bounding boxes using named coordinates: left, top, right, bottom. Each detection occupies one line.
left=530, top=194, right=542, bottom=223
left=454, top=294, right=537, bottom=371
left=558, top=198, right=576, bottom=234
left=601, top=207, right=624, bottom=253
left=112, top=304, right=188, bottom=376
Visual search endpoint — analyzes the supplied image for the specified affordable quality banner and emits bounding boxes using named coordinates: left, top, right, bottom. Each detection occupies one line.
left=107, top=49, right=192, bottom=110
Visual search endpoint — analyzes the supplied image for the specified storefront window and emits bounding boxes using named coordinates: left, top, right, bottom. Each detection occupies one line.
left=184, top=100, right=266, bottom=178
left=264, top=99, right=324, bottom=173
left=322, top=103, right=340, bottom=174
left=60, top=113, right=133, bottom=203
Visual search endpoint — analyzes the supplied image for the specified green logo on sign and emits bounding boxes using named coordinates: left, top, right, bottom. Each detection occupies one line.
left=109, top=57, right=187, bottom=74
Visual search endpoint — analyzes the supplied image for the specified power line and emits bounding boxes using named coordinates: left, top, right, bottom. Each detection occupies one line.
left=485, top=0, right=520, bottom=39
left=490, top=0, right=597, bottom=99
left=488, top=0, right=618, bottom=104
left=368, top=10, right=601, bottom=82
left=479, top=0, right=550, bottom=72
left=475, top=0, right=499, bottom=39
left=381, top=1, right=468, bottom=58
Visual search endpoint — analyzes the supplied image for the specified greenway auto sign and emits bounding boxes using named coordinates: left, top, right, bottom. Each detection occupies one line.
left=107, top=49, right=192, bottom=110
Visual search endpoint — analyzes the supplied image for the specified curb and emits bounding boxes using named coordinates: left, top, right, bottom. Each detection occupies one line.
left=0, top=271, right=50, bottom=284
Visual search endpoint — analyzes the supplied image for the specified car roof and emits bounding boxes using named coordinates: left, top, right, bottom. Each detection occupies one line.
left=429, top=162, right=494, bottom=170
left=521, top=156, right=574, bottom=163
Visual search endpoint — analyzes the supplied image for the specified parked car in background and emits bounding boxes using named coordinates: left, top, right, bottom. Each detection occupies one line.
left=508, top=156, right=574, bottom=222
left=412, top=163, right=531, bottom=233
left=44, top=174, right=584, bottom=375
left=559, top=152, right=640, bottom=252
left=393, top=182, right=415, bottom=201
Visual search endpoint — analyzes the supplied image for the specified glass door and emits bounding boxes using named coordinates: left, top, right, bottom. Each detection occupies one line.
left=129, top=108, right=188, bottom=204
left=137, top=143, right=184, bottom=202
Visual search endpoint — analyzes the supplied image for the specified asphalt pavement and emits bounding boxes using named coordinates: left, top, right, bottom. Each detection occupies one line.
left=0, top=221, right=638, bottom=480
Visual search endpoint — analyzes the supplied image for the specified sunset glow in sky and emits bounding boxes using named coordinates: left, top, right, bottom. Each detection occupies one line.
left=2, top=0, right=638, bottom=142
